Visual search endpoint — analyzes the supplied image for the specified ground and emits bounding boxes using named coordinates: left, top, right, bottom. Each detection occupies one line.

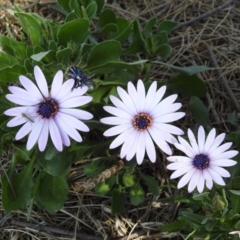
left=0, top=0, right=240, bottom=239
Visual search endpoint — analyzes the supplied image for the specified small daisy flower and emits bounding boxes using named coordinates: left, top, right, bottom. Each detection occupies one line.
left=167, top=126, right=238, bottom=193
left=100, top=79, right=185, bottom=164
left=4, top=66, right=93, bottom=152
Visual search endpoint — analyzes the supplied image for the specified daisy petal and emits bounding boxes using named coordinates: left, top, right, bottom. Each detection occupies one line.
left=127, top=81, right=140, bottom=112
left=110, top=95, right=132, bottom=115
left=207, top=168, right=226, bottom=186
left=188, top=128, right=199, bottom=154
left=188, top=170, right=200, bottom=192
left=109, top=129, right=132, bottom=149
left=15, top=122, right=32, bottom=140
left=169, top=165, right=193, bottom=179
left=148, top=86, right=166, bottom=112
left=137, top=80, right=146, bottom=112
left=197, top=172, right=205, bottom=193
left=60, top=108, right=93, bottom=120
left=104, top=124, right=131, bottom=137
left=136, top=132, right=146, bottom=165
left=210, top=159, right=237, bottom=167
left=38, top=119, right=49, bottom=151
left=103, top=106, right=132, bottom=119
left=209, top=142, right=232, bottom=158
left=7, top=116, right=27, bottom=127
left=101, top=117, right=130, bottom=125
left=198, top=126, right=205, bottom=153
left=208, top=133, right=226, bottom=152
left=60, top=96, right=92, bottom=108
left=203, top=128, right=216, bottom=153
left=210, top=166, right=230, bottom=178
left=145, top=131, right=156, bottom=163
left=167, top=156, right=191, bottom=163
left=211, top=150, right=238, bottom=160
left=178, top=168, right=196, bottom=189
left=203, top=170, right=213, bottom=190
left=126, top=132, right=140, bottom=161
left=51, top=70, right=63, bottom=98
left=120, top=128, right=136, bottom=159
left=144, top=81, right=157, bottom=111
left=34, top=66, right=49, bottom=98
left=49, top=119, right=62, bottom=151
left=154, top=112, right=185, bottom=123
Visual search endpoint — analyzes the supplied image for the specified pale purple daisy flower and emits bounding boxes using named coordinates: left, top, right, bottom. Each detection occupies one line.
left=100, top=79, right=185, bottom=165
left=167, top=126, right=238, bottom=193
left=4, top=66, right=93, bottom=152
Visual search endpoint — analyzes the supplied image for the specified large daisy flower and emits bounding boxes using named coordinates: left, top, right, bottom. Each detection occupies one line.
left=4, top=66, right=93, bottom=152
left=167, top=126, right=238, bottom=193
left=100, top=79, right=185, bottom=164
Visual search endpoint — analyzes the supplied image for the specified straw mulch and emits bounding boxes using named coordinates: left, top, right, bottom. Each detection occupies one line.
left=0, top=0, right=240, bottom=239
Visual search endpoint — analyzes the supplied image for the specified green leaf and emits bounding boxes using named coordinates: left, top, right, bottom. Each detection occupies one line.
left=57, top=19, right=89, bottom=46
left=157, top=20, right=179, bottom=34
left=38, top=148, right=74, bottom=176
left=158, top=220, right=186, bottom=232
left=99, top=9, right=116, bottom=28
left=123, top=173, right=136, bottom=187
left=0, top=52, right=18, bottom=70
left=0, top=64, right=27, bottom=83
left=144, top=17, right=156, bottom=35
left=180, top=211, right=206, bottom=225
left=111, top=185, right=126, bottom=214
left=155, top=43, right=172, bottom=59
left=84, top=157, right=117, bottom=177
left=230, top=190, right=240, bottom=196
left=100, top=23, right=118, bottom=36
left=133, top=20, right=144, bottom=42
left=30, top=50, right=53, bottom=61
left=0, top=34, right=27, bottom=59
left=16, top=12, right=42, bottom=46
left=230, top=192, right=240, bottom=213
left=57, top=0, right=71, bottom=13
left=95, top=176, right=116, bottom=196
left=167, top=74, right=207, bottom=97
left=189, top=97, right=210, bottom=128
left=2, top=158, right=35, bottom=212
left=35, top=172, right=68, bottom=213
left=130, top=183, right=145, bottom=206
left=112, top=18, right=132, bottom=43
left=139, top=173, right=159, bottom=196
left=86, top=1, right=97, bottom=19
left=87, top=40, right=121, bottom=69
left=56, top=48, right=72, bottom=64
left=154, top=62, right=212, bottom=75
left=96, top=0, right=105, bottom=14
left=123, top=39, right=144, bottom=55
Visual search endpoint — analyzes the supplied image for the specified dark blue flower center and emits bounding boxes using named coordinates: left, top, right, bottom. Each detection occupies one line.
left=37, top=98, right=58, bottom=119
left=193, top=154, right=209, bottom=170
left=133, top=113, right=152, bottom=131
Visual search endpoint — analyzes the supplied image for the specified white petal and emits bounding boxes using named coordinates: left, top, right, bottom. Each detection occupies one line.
left=104, top=124, right=132, bottom=137
left=178, top=136, right=196, bottom=156
left=197, top=172, right=205, bottom=193
left=167, top=156, right=192, bottom=163
left=203, top=128, right=216, bottom=153
left=169, top=165, right=193, bottom=179
left=126, top=131, right=140, bottom=161
left=38, top=119, right=49, bottom=151
left=207, top=168, right=226, bottom=186
left=203, top=169, right=213, bottom=190
left=110, top=95, right=132, bottom=115
left=58, top=112, right=90, bottom=132
left=4, top=106, right=36, bottom=117
left=174, top=142, right=193, bottom=158
left=55, top=115, right=82, bottom=142
left=117, top=87, right=137, bottom=115
left=54, top=116, right=71, bottom=146
left=15, top=122, right=32, bottom=140
left=137, top=79, right=146, bottom=112
left=145, top=131, right=156, bottom=163
left=151, top=125, right=177, bottom=144
left=210, top=159, right=237, bottom=167
left=198, top=126, right=205, bottom=153
left=127, top=81, right=140, bottom=112
left=150, top=94, right=178, bottom=117
left=167, top=162, right=191, bottom=170
left=34, top=66, right=49, bottom=98
left=56, top=79, right=75, bottom=99
left=103, top=106, right=132, bottom=119
left=19, top=75, right=43, bottom=101
left=209, top=142, right=232, bottom=158
left=154, top=112, right=185, bottom=123
left=51, top=70, right=63, bottom=98
left=120, top=128, right=136, bottom=159
left=188, top=128, right=199, bottom=154
left=211, top=150, right=238, bottom=160
left=8, top=86, right=32, bottom=99
left=136, top=132, right=146, bottom=165
left=7, top=116, right=27, bottom=127
left=209, top=166, right=230, bottom=178
left=151, top=123, right=184, bottom=135
left=60, top=85, right=88, bottom=102
left=27, top=119, right=44, bottom=150
left=49, top=118, right=62, bottom=151
left=178, top=168, right=196, bottom=188
left=60, top=96, right=92, bottom=108
left=101, top=117, right=130, bottom=125
left=148, top=127, right=172, bottom=155
left=6, top=94, right=37, bottom=106
left=188, top=170, right=200, bottom=192
left=109, top=129, right=132, bottom=149
left=148, top=85, right=167, bottom=112
left=60, top=108, right=93, bottom=120
left=208, top=133, right=225, bottom=152
left=144, top=81, right=157, bottom=111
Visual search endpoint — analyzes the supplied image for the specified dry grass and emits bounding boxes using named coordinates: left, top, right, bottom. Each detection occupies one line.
left=1, top=0, right=240, bottom=239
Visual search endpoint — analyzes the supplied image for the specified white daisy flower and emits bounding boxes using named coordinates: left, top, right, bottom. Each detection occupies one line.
left=4, top=66, right=93, bottom=152
left=167, top=126, right=238, bottom=193
left=100, top=79, right=185, bottom=165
